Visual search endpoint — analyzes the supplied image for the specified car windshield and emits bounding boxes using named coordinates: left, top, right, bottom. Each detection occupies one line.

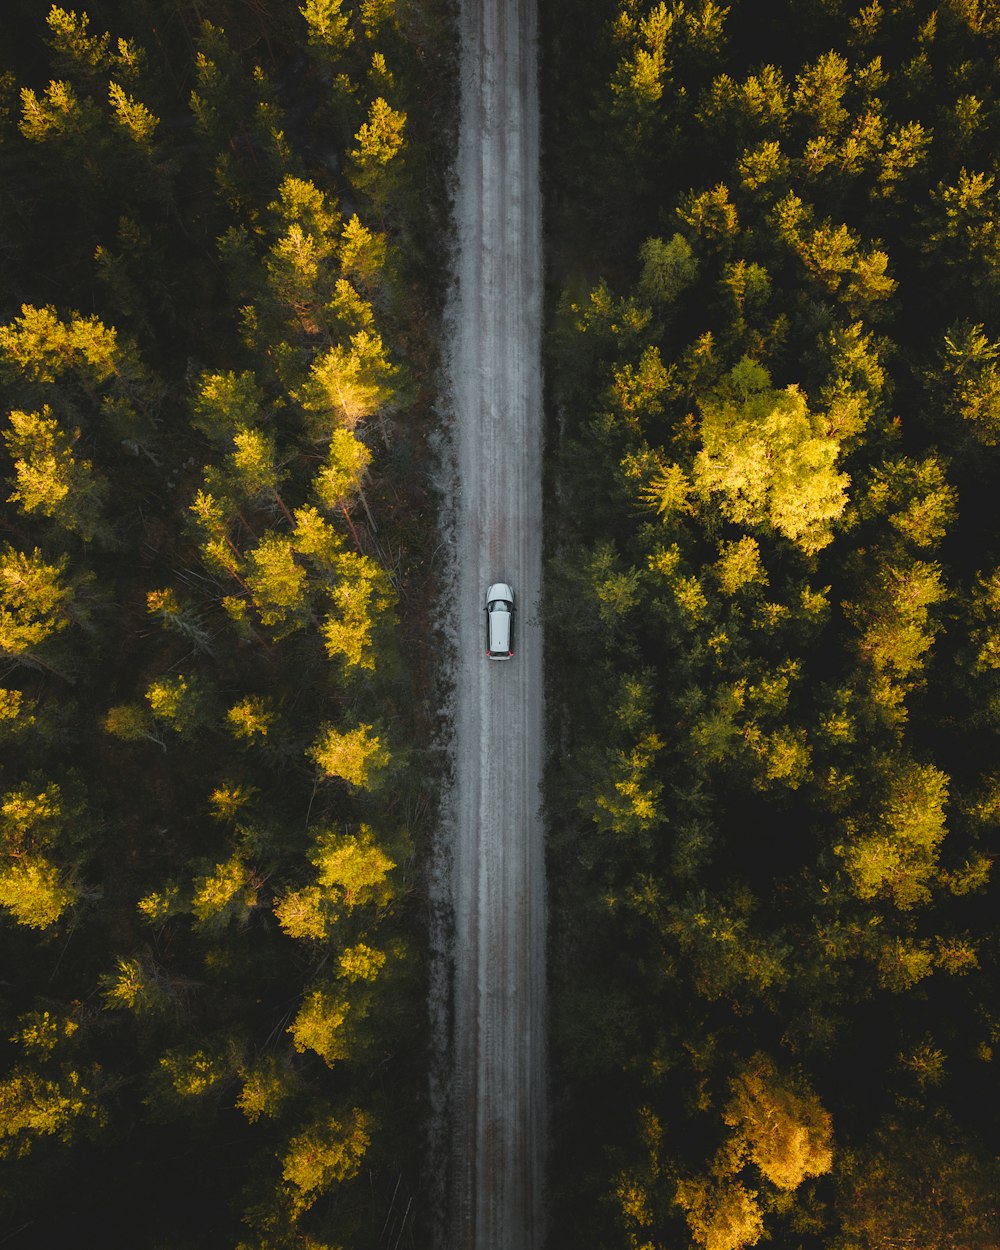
left=490, top=601, right=508, bottom=612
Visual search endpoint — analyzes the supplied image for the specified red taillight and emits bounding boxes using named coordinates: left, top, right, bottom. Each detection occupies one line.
left=508, top=651, right=513, bottom=656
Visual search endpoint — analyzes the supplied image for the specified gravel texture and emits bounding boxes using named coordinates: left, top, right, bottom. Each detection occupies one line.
left=436, top=0, right=547, bottom=1244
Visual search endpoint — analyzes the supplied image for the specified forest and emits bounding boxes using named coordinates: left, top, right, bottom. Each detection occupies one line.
left=0, top=1, right=450, bottom=1246
left=0, top=0, right=998, bottom=1249
left=542, top=0, right=999, bottom=1248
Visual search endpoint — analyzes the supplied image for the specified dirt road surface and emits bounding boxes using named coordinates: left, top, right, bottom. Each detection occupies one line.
left=436, top=0, right=546, bottom=1245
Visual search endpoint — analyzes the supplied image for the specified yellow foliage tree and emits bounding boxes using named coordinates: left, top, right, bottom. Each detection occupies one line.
left=157, top=1046, right=230, bottom=1099
left=297, top=330, right=397, bottom=432
left=107, top=81, right=158, bottom=144
left=287, top=987, right=351, bottom=1065
left=0, top=1068, right=94, bottom=1157
left=675, top=1178, right=764, bottom=1250
left=245, top=533, right=308, bottom=631
left=0, top=857, right=77, bottom=929
left=227, top=695, right=275, bottom=740
left=0, top=782, right=78, bottom=928
left=191, top=855, right=255, bottom=930
left=281, top=1108, right=372, bottom=1214
left=144, top=674, right=204, bottom=736
left=299, top=0, right=354, bottom=57
left=3, top=407, right=107, bottom=539
left=724, top=1053, right=833, bottom=1190
left=693, top=359, right=849, bottom=554
left=348, top=97, right=406, bottom=200
left=839, top=757, right=949, bottom=909
left=274, top=825, right=395, bottom=941
left=236, top=1054, right=292, bottom=1124
left=310, top=723, right=388, bottom=787
left=0, top=546, right=73, bottom=660
left=322, top=551, right=392, bottom=671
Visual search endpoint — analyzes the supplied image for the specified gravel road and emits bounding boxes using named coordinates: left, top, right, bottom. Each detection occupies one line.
left=437, top=0, right=546, bottom=1245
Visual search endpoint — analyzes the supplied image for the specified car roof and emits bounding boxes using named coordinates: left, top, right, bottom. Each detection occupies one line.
left=489, top=606, right=511, bottom=651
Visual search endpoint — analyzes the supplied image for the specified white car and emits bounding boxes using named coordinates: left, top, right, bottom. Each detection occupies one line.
left=485, top=583, right=514, bottom=659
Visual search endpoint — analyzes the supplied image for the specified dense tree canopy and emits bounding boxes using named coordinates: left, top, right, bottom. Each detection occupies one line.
left=0, top=1, right=448, bottom=1245
left=3, top=1, right=999, bottom=1248
left=543, top=1, right=1000, bottom=1247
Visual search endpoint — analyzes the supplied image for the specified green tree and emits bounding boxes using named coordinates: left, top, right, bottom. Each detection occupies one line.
left=340, top=214, right=387, bottom=294
left=322, top=550, right=393, bottom=670
left=862, top=456, right=956, bottom=548
left=679, top=183, right=741, bottom=249
left=610, top=2, right=676, bottom=115
left=107, top=81, right=157, bottom=146
left=100, top=956, right=173, bottom=1015
left=610, top=343, right=674, bottom=433
left=45, top=6, right=144, bottom=87
left=104, top=703, right=163, bottom=747
left=936, top=321, right=1000, bottom=446
left=661, top=890, right=789, bottom=1002
left=836, top=1116, right=1000, bottom=1250
left=638, top=232, right=699, bottom=304
left=0, top=304, right=118, bottom=386
left=192, top=370, right=266, bottom=441
left=315, top=426, right=372, bottom=514
left=19, top=79, right=100, bottom=148
left=774, top=195, right=896, bottom=309
left=228, top=427, right=283, bottom=502
left=925, top=168, right=1000, bottom=288
left=188, top=21, right=289, bottom=210
left=699, top=64, right=789, bottom=149
left=146, top=588, right=213, bottom=653
left=264, top=176, right=342, bottom=336
left=793, top=52, right=851, bottom=136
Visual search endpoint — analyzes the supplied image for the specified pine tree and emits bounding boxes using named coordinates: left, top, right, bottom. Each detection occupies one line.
left=0, top=546, right=73, bottom=663
left=281, top=1108, right=372, bottom=1215
left=3, top=407, right=108, bottom=539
